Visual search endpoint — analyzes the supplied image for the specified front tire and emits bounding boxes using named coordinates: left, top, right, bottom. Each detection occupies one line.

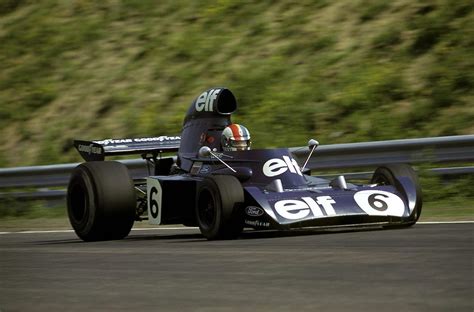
left=371, top=164, right=422, bottom=226
left=67, top=161, right=136, bottom=241
left=196, top=175, right=244, bottom=240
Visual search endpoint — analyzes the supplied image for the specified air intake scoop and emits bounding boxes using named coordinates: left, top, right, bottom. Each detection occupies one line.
left=184, top=88, right=237, bottom=124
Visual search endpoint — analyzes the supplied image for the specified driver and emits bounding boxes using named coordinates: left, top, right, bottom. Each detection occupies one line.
left=221, top=124, right=251, bottom=151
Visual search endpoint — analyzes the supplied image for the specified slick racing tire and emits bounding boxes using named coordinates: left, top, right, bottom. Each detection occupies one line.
left=67, top=161, right=136, bottom=241
left=196, top=175, right=244, bottom=240
left=371, top=164, right=422, bottom=227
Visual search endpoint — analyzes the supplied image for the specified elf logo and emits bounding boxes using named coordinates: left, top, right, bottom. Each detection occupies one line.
left=274, top=196, right=337, bottom=220
left=263, top=156, right=302, bottom=177
left=195, top=89, right=221, bottom=112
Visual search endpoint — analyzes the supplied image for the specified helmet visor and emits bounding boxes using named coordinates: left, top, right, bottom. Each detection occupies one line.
left=230, top=139, right=250, bottom=151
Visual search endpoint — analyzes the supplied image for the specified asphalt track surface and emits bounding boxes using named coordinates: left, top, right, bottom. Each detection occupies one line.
left=0, top=223, right=472, bottom=311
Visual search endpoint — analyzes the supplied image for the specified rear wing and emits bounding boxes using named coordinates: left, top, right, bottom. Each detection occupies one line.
left=74, top=136, right=181, bottom=161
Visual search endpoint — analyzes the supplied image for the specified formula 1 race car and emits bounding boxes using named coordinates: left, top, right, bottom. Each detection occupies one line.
left=67, top=88, right=422, bottom=241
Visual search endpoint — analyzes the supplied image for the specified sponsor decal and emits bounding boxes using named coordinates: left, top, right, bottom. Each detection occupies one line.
left=133, top=136, right=180, bottom=143
left=245, top=206, right=265, bottom=217
left=199, top=165, right=211, bottom=174
left=245, top=220, right=270, bottom=228
left=195, top=89, right=221, bottom=112
left=95, top=138, right=133, bottom=145
left=263, top=156, right=302, bottom=177
left=95, top=136, right=180, bottom=146
left=77, top=144, right=102, bottom=155
left=354, top=190, right=405, bottom=217
left=273, top=196, right=336, bottom=220
left=206, top=136, right=215, bottom=144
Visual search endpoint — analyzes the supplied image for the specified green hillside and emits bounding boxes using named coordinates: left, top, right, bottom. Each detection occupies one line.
left=0, top=0, right=473, bottom=167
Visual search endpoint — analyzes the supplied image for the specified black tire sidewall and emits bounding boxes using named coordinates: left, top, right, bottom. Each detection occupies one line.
left=67, top=165, right=98, bottom=239
left=371, top=164, right=422, bottom=224
left=67, top=161, right=136, bottom=241
left=371, top=167, right=397, bottom=186
left=196, top=178, right=222, bottom=239
left=196, top=175, right=244, bottom=240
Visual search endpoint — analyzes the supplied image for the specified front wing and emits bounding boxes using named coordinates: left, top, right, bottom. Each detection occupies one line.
left=243, top=185, right=417, bottom=230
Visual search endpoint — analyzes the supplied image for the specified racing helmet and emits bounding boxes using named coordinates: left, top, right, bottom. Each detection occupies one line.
left=221, top=124, right=251, bottom=151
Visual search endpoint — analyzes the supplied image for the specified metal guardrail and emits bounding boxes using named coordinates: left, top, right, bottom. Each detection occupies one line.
left=0, top=159, right=149, bottom=189
left=5, top=166, right=472, bottom=202
left=290, top=135, right=474, bottom=169
left=1, top=135, right=473, bottom=201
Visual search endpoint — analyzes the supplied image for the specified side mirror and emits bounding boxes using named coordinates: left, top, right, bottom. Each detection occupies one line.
left=198, top=146, right=212, bottom=158
left=308, top=139, right=319, bottom=150
left=197, top=145, right=236, bottom=173
left=301, top=139, right=319, bottom=173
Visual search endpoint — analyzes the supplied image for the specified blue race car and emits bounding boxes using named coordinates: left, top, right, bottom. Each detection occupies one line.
left=67, top=88, right=422, bottom=241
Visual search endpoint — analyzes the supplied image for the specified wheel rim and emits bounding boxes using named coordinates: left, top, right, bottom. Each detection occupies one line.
left=198, top=189, right=216, bottom=230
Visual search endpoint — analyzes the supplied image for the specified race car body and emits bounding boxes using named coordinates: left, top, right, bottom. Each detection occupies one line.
left=67, top=88, right=422, bottom=241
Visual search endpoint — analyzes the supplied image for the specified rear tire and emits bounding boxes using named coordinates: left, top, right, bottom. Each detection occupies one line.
left=371, top=164, right=422, bottom=226
left=196, top=175, right=244, bottom=240
left=67, top=161, right=136, bottom=241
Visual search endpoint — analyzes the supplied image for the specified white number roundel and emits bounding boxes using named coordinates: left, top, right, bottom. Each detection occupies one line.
left=354, top=190, right=405, bottom=217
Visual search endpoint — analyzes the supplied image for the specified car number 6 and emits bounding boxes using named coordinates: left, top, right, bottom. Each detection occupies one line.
left=368, top=193, right=389, bottom=211
left=354, top=190, right=405, bottom=217
left=149, top=186, right=159, bottom=218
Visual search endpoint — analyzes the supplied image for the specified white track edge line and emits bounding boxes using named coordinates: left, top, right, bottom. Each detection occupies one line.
left=0, top=222, right=472, bottom=235
left=0, top=227, right=199, bottom=235
left=417, top=221, right=474, bottom=224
